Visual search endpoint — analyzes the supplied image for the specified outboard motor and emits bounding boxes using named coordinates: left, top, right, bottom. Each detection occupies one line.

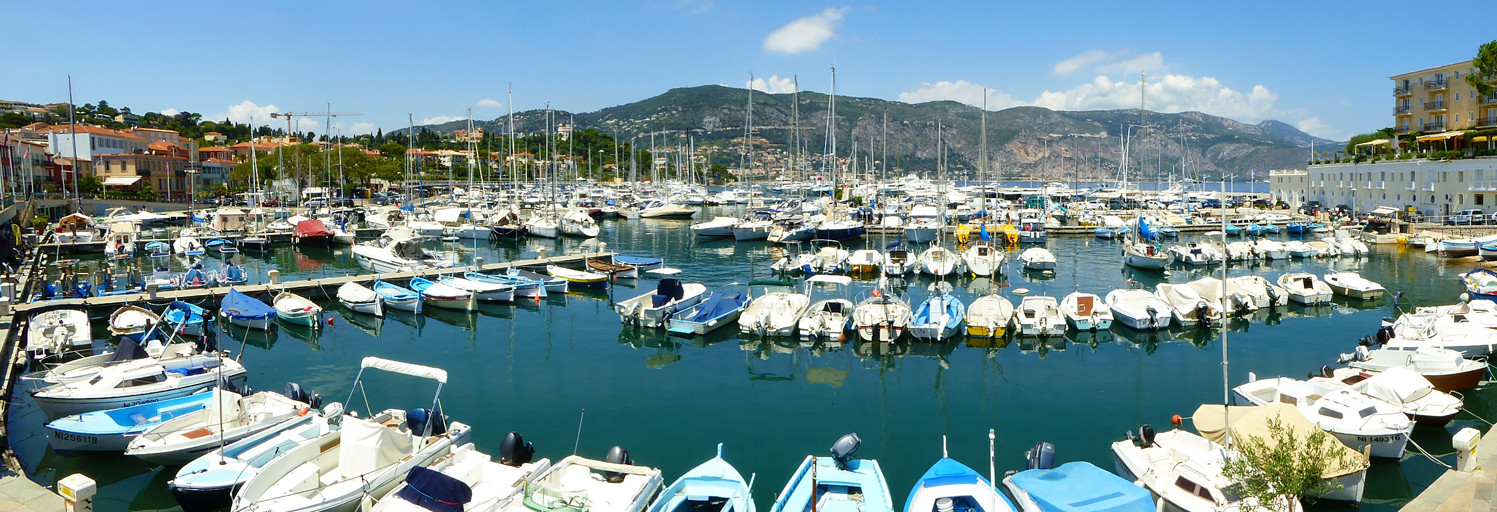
left=284, top=383, right=322, bottom=409
left=1320, top=365, right=1335, bottom=378
left=1195, top=303, right=1211, bottom=328
left=1265, top=285, right=1280, bottom=306
left=1138, top=424, right=1156, bottom=448
left=1375, top=324, right=1394, bottom=345
left=406, top=408, right=447, bottom=436
left=829, top=433, right=861, bottom=470
left=1025, top=442, right=1056, bottom=470
left=602, top=446, right=633, bottom=483
left=1145, top=306, right=1159, bottom=328
left=323, top=402, right=345, bottom=425
left=499, top=432, right=536, bottom=467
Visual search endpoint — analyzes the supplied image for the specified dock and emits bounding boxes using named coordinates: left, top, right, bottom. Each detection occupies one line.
left=0, top=249, right=65, bottom=512
left=1400, top=432, right=1497, bottom=511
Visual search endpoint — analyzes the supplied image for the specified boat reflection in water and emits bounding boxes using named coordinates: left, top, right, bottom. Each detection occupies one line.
left=221, top=323, right=279, bottom=350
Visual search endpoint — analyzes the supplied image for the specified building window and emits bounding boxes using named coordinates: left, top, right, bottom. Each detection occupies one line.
left=1480, top=195, right=1487, bottom=206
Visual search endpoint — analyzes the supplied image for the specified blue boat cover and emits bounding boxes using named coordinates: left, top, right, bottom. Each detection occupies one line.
left=49, top=392, right=212, bottom=435
left=395, top=466, right=471, bottom=512
left=222, top=289, right=274, bottom=320
left=164, top=301, right=206, bottom=327
left=1006, top=462, right=1154, bottom=512
left=205, top=238, right=226, bottom=247
left=224, top=263, right=246, bottom=282
left=615, top=255, right=663, bottom=266
left=108, top=340, right=149, bottom=363
left=655, top=279, right=685, bottom=303
left=409, top=277, right=435, bottom=293
left=689, top=293, right=747, bottom=322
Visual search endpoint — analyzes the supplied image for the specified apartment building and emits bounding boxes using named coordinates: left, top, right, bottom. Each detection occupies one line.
left=44, top=124, right=147, bottom=161
left=1392, top=60, right=1497, bottom=135
left=1268, top=169, right=1307, bottom=208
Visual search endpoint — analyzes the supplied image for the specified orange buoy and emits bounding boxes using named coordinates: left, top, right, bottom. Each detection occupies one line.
left=326, top=317, right=336, bottom=327
left=1171, top=414, right=1182, bottom=426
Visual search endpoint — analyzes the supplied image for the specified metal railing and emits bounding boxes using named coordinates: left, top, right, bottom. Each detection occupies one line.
left=1396, top=126, right=1412, bottom=135
left=1395, top=86, right=1412, bottom=96
left=1478, top=118, right=1497, bottom=128
left=1426, top=122, right=1447, bottom=132
left=1395, top=105, right=1413, bottom=114
left=1424, top=100, right=1447, bottom=111
left=1479, top=94, right=1497, bottom=105
left=1426, top=80, right=1448, bottom=90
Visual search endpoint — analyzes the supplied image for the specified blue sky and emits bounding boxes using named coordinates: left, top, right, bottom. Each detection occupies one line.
left=3, top=1, right=1489, bottom=141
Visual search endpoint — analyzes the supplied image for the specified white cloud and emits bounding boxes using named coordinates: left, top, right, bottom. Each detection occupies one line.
left=159, top=108, right=180, bottom=116
left=221, top=100, right=281, bottom=126
left=422, top=115, right=463, bottom=125
left=1052, top=50, right=1113, bottom=77
left=1096, top=51, right=1164, bottom=76
left=477, top=98, right=502, bottom=108
left=350, top=122, right=377, bottom=135
left=763, top=7, right=849, bottom=54
left=747, top=75, right=798, bottom=93
left=1295, top=118, right=1338, bottom=140
left=898, top=80, right=1017, bottom=110
left=1029, top=73, right=1281, bottom=122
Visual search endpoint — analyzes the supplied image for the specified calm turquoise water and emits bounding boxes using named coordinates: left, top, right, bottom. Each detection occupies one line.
left=8, top=206, right=1486, bottom=512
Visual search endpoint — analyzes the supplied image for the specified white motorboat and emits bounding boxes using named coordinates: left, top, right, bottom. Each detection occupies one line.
left=850, top=280, right=913, bottom=343
left=1231, top=375, right=1412, bottom=458
left=846, top=249, right=882, bottom=275
left=1112, top=425, right=1303, bottom=512
left=102, top=222, right=139, bottom=260
left=1014, top=296, right=1065, bottom=337
left=964, top=294, right=1014, bottom=338
left=1323, top=272, right=1385, bottom=300
left=521, top=454, right=663, bottom=512
left=370, top=440, right=552, bottom=512
left=559, top=210, right=601, bottom=238
left=337, top=282, right=383, bottom=317
left=174, top=235, right=207, bottom=257
left=738, top=281, right=810, bottom=337
left=1017, top=248, right=1055, bottom=271
left=807, top=240, right=851, bottom=274
left=961, top=243, right=1003, bottom=277
left=640, top=200, right=697, bottom=219
left=27, top=308, right=91, bottom=361
left=1306, top=240, right=1338, bottom=258
left=1122, top=242, right=1171, bottom=270
left=770, top=243, right=818, bottom=275
left=352, top=227, right=453, bottom=273
left=1103, top=289, right=1172, bottom=331
left=1381, top=311, right=1497, bottom=357
left=1276, top=273, right=1332, bottom=305
left=910, top=282, right=965, bottom=341
left=1167, top=243, right=1220, bottom=266
left=1252, top=238, right=1288, bottom=260
left=903, top=208, right=943, bottom=244
left=1153, top=283, right=1221, bottom=327
left=1190, top=404, right=1367, bottom=505
left=798, top=275, right=854, bottom=340
left=732, top=219, right=774, bottom=241
left=231, top=357, right=472, bottom=512
left=882, top=249, right=913, bottom=276
left=1314, top=367, right=1463, bottom=426
left=1186, top=277, right=1256, bottom=317
left=1338, top=346, right=1486, bottom=392
left=53, top=213, right=98, bottom=243
left=916, top=245, right=962, bottom=276
left=167, top=404, right=341, bottom=512
left=615, top=278, right=708, bottom=328
left=1284, top=240, right=1317, bottom=258
left=691, top=216, right=740, bottom=238
left=30, top=356, right=247, bottom=420
left=125, top=388, right=310, bottom=465
left=1223, top=241, right=1255, bottom=261
left=1060, top=292, right=1112, bottom=331
left=1225, top=276, right=1288, bottom=309
left=273, top=291, right=323, bottom=327
left=523, top=215, right=560, bottom=239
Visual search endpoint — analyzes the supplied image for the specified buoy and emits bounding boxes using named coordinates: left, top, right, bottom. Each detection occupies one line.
left=1171, top=414, right=1182, bottom=427
left=872, top=289, right=881, bottom=297
left=326, top=317, right=336, bottom=327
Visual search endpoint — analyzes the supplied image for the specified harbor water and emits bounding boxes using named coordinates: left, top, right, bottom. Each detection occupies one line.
left=7, top=206, right=1487, bottom=512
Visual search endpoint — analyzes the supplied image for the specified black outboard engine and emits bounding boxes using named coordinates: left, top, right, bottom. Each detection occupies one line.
left=284, top=383, right=322, bottom=409
left=829, top=433, right=861, bottom=470
left=1376, top=324, right=1394, bottom=344
left=1025, top=442, right=1056, bottom=470
left=406, top=408, right=447, bottom=436
left=1145, top=306, right=1159, bottom=327
left=1320, top=365, right=1335, bottom=378
left=498, top=431, right=536, bottom=467
left=1138, top=424, right=1156, bottom=448
left=1196, top=304, right=1211, bottom=328
left=602, top=446, right=633, bottom=483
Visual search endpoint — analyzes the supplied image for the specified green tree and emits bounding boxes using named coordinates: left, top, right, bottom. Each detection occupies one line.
left=77, top=176, right=103, bottom=197
left=1467, top=40, right=1497, bottom=96
left=138, top=182, right=158, bottom=202
left=1220, top=417, right=1361, bottom=511
left=379, top=143, right=407, bottom=158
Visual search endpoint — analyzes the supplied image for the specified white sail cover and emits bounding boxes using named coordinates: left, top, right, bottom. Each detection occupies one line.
left=1361, top=367, right=1435, bottom=405
left=338, top=415, right=414, bottom=477
left=360, top=357, right=448, bottom=384
left=1192, top=404, right=1368, bottom=478
left=1156, top=284, right=1203, bottom=310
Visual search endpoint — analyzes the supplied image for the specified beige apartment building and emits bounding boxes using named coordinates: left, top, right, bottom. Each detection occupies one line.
left=1392, top=60, right=1497, bottom=135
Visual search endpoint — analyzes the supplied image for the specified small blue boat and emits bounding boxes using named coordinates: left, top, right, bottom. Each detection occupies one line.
left=1263, top=224, right=1282, bottom=235
left=465, top=270, right=546, bottom=299
left=219, top=262, right=248, bottom=285
left=1286, top=221, right=1306, bottom=234
left=373, top=280, right=423, bottom=314
left=905, top=445, right=1016, bottom=512
left=1093, top=227, right=1118, bottom=239
left=221, top=288, right=276, bottom=330
left=770, top=434, right=893, bottom=512
left=146, top=241, right=170, bottom=257
left=667, top=291, right=750, bottom=335
left=46, top=392, right=213, bottom=454
left=615, top=255, right=665, bottom=271
left=206, top=238, right=239, bottom=256
left=911, top=284, right=965, bottom=341
left=1003, top=460, right=1153, bottom=512
left=1223, top=224, right=1243, bottom=236
left=162, top=301, right=209, bottom=337
left=1461, top=268, right=1497, bottom=302
left=1244, top=223, right=1264, bottom=236
left=647, top=444, right=755, bottom=512
left=180, top=265, right=213, bottom=289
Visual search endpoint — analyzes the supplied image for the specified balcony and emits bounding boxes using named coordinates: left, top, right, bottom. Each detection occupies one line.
left=1473, top=181, right=1497, bottom=192
left=1426, top=122, right=1447, bottom=132
left=1479, top=94, right=1497, bottom=105
left=1424, top=100, right=1447, bottom=111
left=1367, top=181, right=1375, bottom=190
left=1395, top=105, right=1413, bottom=115
left=1407, top=182, right=1417, bottom=190
left=1395, top=85, right=1412, bottom=96
left=1424, top=183, right=1437, bottom=191
left=1396, top=126, right=1412, bottom=135
left=1378, top=181, right=1386, bottom=190
left=1426, top=80, right=1448, bottom=90
left=1478, top=117, right=1497, bottom=128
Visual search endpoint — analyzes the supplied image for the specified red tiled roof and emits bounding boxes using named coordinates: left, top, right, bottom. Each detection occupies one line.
left=45, top=124, right=147, bottom=140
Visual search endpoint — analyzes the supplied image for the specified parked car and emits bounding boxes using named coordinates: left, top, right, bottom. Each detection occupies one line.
left=331, top=197, right=354, bottom=207
left=304, top=198, right=327, bottom=208
left=1447, top=208, right=1487, bottom=225
left=260, top=199, right=278, bottom=207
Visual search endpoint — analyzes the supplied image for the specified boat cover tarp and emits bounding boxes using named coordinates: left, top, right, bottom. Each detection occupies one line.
left=361, top=356, right=448, bottom=383
left=338, top=415, right=414, bottom=479
left=108, top=340, right=149, bottom=363
left=1155, top=284, right=1202, bottom=311
left=1360, top=367, right=1435, bottom=405
left=690, top=293, right=747, bottom=322
left=395, top=466, right=472, bottom=512
left=1192, top=404, right=1368, bottom=478
left=294, top=219, right=331, bottom=238
left=1462, top=269, right=1497, bottom=295
left=338, top=282, right=379, bottom=304
left=1007, top=462, right=1154, bottom=512
left=614, top=256, right=663, bottom=266
left=222, top=289, right=275, bottom=320
left=654, top=279, right=685, bottom=304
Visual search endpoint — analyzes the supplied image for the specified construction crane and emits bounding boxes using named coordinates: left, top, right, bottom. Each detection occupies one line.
left=269, top=108, right=363, bottom=142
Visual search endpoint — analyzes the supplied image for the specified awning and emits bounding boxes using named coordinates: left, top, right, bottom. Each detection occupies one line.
left=1417, top=131, right=1463, bottom=141
left=102, top=176, right=142, bottom=186
left=1475, top=136, right=1490, bottom=142
left=1371, top=206, right=1399, bottom=216
left=1355, top=139, right=1392, bottom=147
